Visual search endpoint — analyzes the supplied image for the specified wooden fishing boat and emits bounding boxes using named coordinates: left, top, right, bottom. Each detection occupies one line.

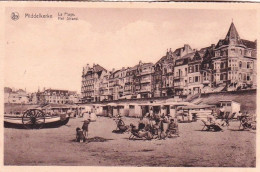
left=4, top=109, right=70, bottom=129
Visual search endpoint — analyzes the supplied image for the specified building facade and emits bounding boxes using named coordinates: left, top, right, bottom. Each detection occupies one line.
left=4, top=87, right=29, bottom=104
left=81, top=64, right=107, bottom=102
left=80, top=22, right=257, bottom=102
left=212, top=22, right=257, bottom=91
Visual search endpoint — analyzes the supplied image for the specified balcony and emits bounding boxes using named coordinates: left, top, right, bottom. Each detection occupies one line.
left=140, top=78, right=151, bottom=84
left=139, top=87, right=151, bottom=93
left=137, top=70, right=153, bottom=76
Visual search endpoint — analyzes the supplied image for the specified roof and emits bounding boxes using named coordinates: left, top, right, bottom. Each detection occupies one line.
left=181, top=104, right=215, bottom=110
left=241, top=39, right=257, bottom=49
left=226, top=22, right=240, bottom=40
left=4, top=87, right=12, bottom=93
left=174, top=47, right=185, bottom=56
left=93, top=64, right=107, bottom=73
left=189, top=51, right=203, bottom=62
left=155, top=50, right=177, bottom=65
left=181, top=52, right=196, bottom=60
left=215, top=22, right=256, bottom=49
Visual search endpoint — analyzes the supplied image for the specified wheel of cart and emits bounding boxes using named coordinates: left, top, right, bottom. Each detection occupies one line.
left=22, top=109, right=45, bottom=129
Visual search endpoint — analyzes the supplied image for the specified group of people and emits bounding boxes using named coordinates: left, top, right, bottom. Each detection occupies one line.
left=115, top=108, right=180, bottom=140
left=76, top=119, right=91, bottom=142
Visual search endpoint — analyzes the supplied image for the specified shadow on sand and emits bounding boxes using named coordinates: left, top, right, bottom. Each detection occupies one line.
left=70, top=137, right=113, bottom=143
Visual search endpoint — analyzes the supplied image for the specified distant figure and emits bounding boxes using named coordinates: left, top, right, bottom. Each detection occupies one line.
left=149, top=107, right=153, bottom=119
left=82, top=119, right=91, bottom=138
left=76, top=127, right=86, bottom=142
left=166, top=119, right=179, bottom=137
left=138, top=117, right=146, bottom=130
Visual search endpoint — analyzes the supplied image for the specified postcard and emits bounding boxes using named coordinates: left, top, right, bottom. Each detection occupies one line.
left=0, top=1, right=259, bottom=172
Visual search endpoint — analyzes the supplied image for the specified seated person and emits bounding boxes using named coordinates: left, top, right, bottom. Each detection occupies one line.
left=130, top=123, right=139, bottom=133
left=76, top=127, right=86, bottom=142
left=116, top=117, right=128, bottom=131
left=166, top=119, right=179, bottom=136
left=138, top=118, right=146, bottom=130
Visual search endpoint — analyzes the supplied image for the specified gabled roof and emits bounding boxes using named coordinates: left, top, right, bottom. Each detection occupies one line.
left=174, top=47, right=184, bottom=56
left=93, top=64, right=107, bottom=73
left=189, top=51, right=202, bottom=62
left=181, top=52, right=195, bottom=59
left=155, top=51, right=177, bottom=65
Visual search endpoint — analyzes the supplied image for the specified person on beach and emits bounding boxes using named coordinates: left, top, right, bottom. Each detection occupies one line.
left=82, top=119, right=91, bottom=138
left=76, top=127, right=86, bottom=142
left=166, top=119, right=179, bottom=137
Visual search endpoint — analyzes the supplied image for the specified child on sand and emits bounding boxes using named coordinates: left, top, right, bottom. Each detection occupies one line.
left=82, top=119, right=91, bottom=138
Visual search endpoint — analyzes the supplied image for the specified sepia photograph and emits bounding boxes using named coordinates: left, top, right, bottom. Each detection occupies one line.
left=2, top=2, right=259, bottom=169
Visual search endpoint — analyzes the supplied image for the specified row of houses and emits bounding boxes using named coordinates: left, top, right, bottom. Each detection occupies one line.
left=81, top=22, right=257, bottom=103
left=4, top=87, right=29, bottom=104
left=4, top=87, right=80, bottom=104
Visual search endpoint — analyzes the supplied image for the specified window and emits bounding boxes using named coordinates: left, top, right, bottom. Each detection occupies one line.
left=239, top=61, right=242, bottom=68
left=247, top=75, right=251, bottom=81
left=220, top=74, right=223, bottom=80
left=220, top=62, right=224, bottom=69
left=195, top=76, right=199, bottom=82
left=195, top=65, right=199, bottom=72
left=189, top=77, right=193, bottom=83
left=189, top=66, right=193, bottom=73
left=243, top=74, right=246, bottom=81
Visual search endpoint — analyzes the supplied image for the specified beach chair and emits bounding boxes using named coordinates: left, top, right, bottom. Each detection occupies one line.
left=201, top=119, right=222, bottom=132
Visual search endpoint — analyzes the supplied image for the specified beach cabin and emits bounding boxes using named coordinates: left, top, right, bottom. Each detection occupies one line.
left=163, top=102, right=191, bottom=118
left=128, top=103, right=142, bottom=118
left=180, top=104, right=215, bottom=121
left=216, top=100, right=241, bottom=119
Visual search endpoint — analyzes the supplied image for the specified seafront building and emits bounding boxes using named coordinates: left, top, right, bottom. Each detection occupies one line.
left=4, top=87, right=29, bottom=104
left=81, top=22, right=257, bottom=103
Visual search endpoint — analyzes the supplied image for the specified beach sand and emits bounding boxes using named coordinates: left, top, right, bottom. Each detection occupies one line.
left=4, top=116, right=256, bottom=167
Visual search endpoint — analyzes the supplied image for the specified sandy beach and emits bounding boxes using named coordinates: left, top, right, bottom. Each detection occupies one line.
left=4, top=116, right=256, bottom=167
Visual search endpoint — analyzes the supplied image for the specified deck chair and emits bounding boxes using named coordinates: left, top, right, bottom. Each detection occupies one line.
left=201, top=119, right=222, bottom=132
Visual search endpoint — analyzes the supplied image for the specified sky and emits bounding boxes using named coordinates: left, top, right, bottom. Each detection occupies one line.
left=4, top=8, right=257, bottom=93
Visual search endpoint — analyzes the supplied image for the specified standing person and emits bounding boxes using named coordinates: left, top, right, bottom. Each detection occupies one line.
left=82, top=119, right=91, bottom=138
left=149, top=107, right=154, bottom=120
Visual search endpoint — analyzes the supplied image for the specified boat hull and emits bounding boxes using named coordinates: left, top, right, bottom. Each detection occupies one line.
left=4, top=116, right=70, bottom=129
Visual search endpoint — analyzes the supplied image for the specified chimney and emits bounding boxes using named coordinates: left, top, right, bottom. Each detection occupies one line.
left=211, top=44, right=215, bottom=49
left=184, top=44, right=189, bottom=51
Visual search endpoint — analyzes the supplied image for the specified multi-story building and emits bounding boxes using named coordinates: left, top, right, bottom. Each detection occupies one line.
left=43, top=89, right=69, bottom=104
left=134, top=61, right=154, bottom=98
left=212, top=22, right=257, bottom=90
left=81, top=64, right=107, bottom=102
left=124, top=66, right=137, bottom=98
left=4, top=88, right=29, bottom=104
left=80, top=22, right=257, bottom=102
left=174, top=55, right=190, bottom=96
left=99, top=72, right=110, bottom=101
left=173, top=44, right=195, bottom=96
left=201, top=45, right=215, bottom=86
left=187, top=51, right=204, bottom=95
left=153, top=49, right=176, bottom=97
